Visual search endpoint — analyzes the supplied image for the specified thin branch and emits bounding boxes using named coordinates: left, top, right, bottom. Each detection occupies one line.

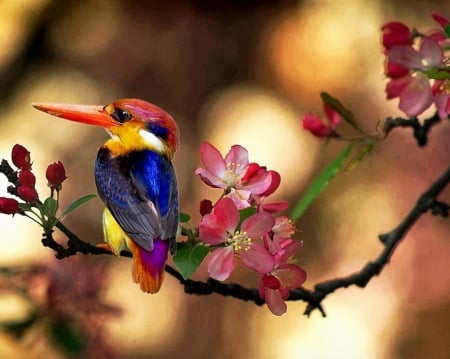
left=29, top=164, right=448, bottom=317
left=383, top=112, right=442, bottom=147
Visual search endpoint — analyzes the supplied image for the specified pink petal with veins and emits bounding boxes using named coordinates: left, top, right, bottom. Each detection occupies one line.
left=207, top=247, right=235, bottom=281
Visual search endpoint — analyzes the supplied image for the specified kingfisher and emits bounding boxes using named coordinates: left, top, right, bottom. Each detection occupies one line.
left=33, top=99, right=179, bottom=293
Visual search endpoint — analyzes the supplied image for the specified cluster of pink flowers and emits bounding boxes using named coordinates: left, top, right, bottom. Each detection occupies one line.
left=196, top=142, right=306, bottom=315
left=0, top=144, right=67, bottom=215
left=382, top=14, right=450, bottom=119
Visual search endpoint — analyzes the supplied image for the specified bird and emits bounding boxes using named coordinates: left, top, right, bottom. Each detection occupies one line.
left=33, top=99, right=179, bottom=293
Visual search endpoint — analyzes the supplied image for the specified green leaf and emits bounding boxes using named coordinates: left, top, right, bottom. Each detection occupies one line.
left=43, top=197, right=58, bottom=218
left=320, top=92, right=362, bottom=132
left=424, top=68, right=450, bottom=80
left=18, top=203, right=33, bottom=212
left=61, top=194, right=96, bottom=217
left=445, top=24, right=450, bottom=38
left=179, top=212, right=191, bottom=223
left=239, top=207, right=257, bottom=224
left=291, top=144, right=353, bottom=222
left=173, top=242, right=211, bottom=279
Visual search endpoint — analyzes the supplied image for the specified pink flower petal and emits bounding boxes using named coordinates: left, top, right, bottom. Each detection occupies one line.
left=381, top=22, right=411, bottom=49
left=388, top=45, right=423, bottom=69
left=264, top=287, right=287, bottom=316
left=274, top=264, right=307, bottom=288
left=432, top=13, right=450, bottom=28
left=302, top=114, right=331, bottom=137
left=207, top=247, right=235, bottom=281
left=214, top=197, right=240, bottom=232
left=323, top=103, right=341, bottom=129
left=199, top=142, right=226, bottom=178
left=258, top=170, right=281, bottom=197
left=241, top=243, right=274, bottom=274
left=398, top=76, right=433, bottom=117
left=224, top=145, right=249, bottom=176
left=260, top=200, right=289, bottom=213
left=199, top=214, right=228, bottom=245
left=386, top=76, right=410, bottom=99
left=241, top=212, right=274, bottom=238
left=419, top=37, right=444, bottom=68
left=275, top=240, right=303, bottom=264
left=195, top=167, right=227, bottom=188
left=229, top=189, right=251, bottom=209
left=385, top=61, right=409, bottom=78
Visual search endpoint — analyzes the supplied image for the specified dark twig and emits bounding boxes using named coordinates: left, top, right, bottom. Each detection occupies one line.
left=32, top=165, right=448, bottom=317
left=383, top=112, right=441, bottom=147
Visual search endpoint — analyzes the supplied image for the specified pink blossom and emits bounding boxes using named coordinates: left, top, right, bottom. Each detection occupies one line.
left=195, top=142, right=277, bottom=208
left=382, top=17, right=449, bottom=118
left=198, top=197, right=274, bottom=280
left=302, top=103, right=341, bottom=138
left=256, top=239, right=306, bottom=316
left=381, top=22, right=411, bottom=50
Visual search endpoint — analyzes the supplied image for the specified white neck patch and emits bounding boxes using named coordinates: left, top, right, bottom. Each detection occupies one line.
left=138, top=129, right=165, bottom=152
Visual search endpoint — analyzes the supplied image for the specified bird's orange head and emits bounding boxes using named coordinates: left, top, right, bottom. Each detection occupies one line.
left=33, top=99, right=180, bottom=158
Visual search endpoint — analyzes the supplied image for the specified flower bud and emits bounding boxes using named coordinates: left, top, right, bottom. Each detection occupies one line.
left=46, top=161, right=67, bottom=191
left=18, top=186, right=39, bottom=202
left=199, top=199, right=213, bottom=216
left=262, top=274, right=281, bottom=290
left=11, top=144, right=31, bottom=170
left=0, top=197, right=19, bottom=214
left=18, top=170, right=36, bottom=188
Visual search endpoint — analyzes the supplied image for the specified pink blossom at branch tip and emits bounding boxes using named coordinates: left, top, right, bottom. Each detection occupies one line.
left=46, top=161, right=67, bottom=191
left=302, top=114, right=331, bottom=137
left=381, top=22, right=411, bottom=51
left=302, top=103, right=341, bottom=138
left=11, top=144, right=31, bottom=170
left=0, top=197, right=19, bottom=215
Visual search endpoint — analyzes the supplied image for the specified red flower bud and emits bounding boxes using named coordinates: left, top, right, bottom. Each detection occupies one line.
left=262, top=274, right=281, bottom=290
left=199, top=199, right=213, bottom=216
left=0, top=197, right=19, bottom=214
left=18, top=170, right=36, bottom=188
left=18, top=186, right=39, bottom=202
left=46, top=161, right=67, bottom=191
left=302, top=114, right=331, bottom=137
left=11, top=144, right=31, bottom=170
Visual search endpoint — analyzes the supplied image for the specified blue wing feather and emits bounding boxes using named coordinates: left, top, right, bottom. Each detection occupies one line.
left=95, top=147, right=178, bottom=253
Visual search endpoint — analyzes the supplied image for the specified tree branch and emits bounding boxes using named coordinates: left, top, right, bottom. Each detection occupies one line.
left=27, top=165, right=448, bottom=317
left=383, top=113, right=442, bottom=147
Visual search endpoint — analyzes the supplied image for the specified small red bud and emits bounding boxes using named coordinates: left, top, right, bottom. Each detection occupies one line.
left=18, top=170, right=36, bottom=188
left=46, top=161, right=67, bottom=191
left=18, top=186, right=39, bottom=202
left=262, top=274, right=281, bottom=290
left=0, top=197, right=19, bottom=214
left=11, top=144, right=31, bottom=170
left=199, top=199, right=213, bottom=216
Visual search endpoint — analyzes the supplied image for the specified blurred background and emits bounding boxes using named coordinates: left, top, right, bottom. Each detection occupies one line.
left=0, top=0, right=449, bottom=358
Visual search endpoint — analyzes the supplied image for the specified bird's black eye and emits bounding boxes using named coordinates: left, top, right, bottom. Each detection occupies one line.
left=111, top=108, right=132, bottom=123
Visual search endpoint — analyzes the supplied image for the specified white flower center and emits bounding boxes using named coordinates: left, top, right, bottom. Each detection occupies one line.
left=227, top=230, right=251, bottom=252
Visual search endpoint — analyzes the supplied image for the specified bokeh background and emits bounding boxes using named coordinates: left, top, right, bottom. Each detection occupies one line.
left=1, top=0, right=449, bottom=358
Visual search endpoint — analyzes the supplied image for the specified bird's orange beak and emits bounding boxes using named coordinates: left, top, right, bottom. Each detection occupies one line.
left=32, top=103, right=118, bottom=128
